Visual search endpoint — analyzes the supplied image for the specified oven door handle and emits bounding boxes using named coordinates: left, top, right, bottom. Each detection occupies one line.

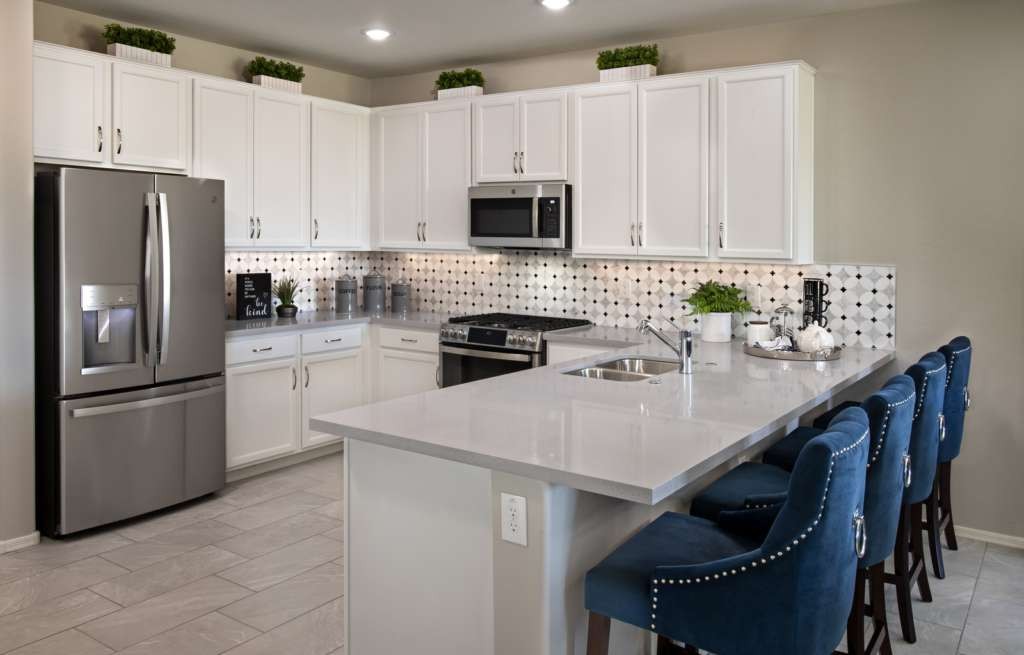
left=440, top=345, right=535, bottom=363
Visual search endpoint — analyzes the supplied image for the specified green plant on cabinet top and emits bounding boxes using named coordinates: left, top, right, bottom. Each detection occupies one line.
left=247, top=56, right=306, bottom=83
left=596, top=44, right=659, bottom=70
left=686, top=281, right=752, bottom=315
left=435, top=68, right=485, bottom=90
left=103, top=23, right=176, bottom=54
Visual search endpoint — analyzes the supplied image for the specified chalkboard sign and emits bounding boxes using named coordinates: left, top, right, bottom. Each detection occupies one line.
left=236, top=273, right=272, bottom=319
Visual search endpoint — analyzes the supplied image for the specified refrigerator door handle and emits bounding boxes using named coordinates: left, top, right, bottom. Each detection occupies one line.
left=144, top=192, right=160, bottom=367
left=157, top=192, right=172, bottom=365
left=70, top=385, right=223, bottom=418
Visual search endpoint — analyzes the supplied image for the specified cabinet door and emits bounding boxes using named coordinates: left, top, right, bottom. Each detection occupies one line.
left=638, top=76, right=710, bottom=258
left=311, top=101, right=369, bottom=249
left=193, top=79, right=253, bottom=248
left=374, top=108, right=422, bottom=249
left=226, top=359, right=300, bottom=469
left=473, top=96, right=519, bottom=183
left=716, top=67, right=794, bottom=260
left=423, top=103, right=471, bottom=250
left=254, top=91, right=310, bottom=247
left=518, top=91, right=568, bottom=182
left=302, top=349, right=367, bottom=449
left=572, top=84, right=638, bottom=257
left=375, top=349, right=438, bottom=402
left=33, top=45, right=106, bottom=163
left=111, top=62, right=189, bottom=169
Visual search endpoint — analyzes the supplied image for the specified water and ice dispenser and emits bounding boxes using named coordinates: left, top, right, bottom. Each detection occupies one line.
left=81, top=284, right=138, bottom=370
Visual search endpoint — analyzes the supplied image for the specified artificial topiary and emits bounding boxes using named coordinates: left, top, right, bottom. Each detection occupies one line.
left=103, top=23, right=176, bottom=54
left=435, top=68, right=485, bottom=90
left=246, top=56, right=305, bottom=83
left=596, top=44, right=659, bottom=70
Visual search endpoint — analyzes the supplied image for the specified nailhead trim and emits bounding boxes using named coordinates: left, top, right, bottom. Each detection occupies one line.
left=913, top=365, right=947, bottom=420
left=868, top=392, right=914, bottom=467
left=649, top=428, right=869, bottom=633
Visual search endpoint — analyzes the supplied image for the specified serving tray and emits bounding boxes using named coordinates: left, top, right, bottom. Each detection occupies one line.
left=744, top=344, right=843, bottom=362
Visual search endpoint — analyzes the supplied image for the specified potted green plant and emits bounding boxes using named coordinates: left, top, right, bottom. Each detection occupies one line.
left=596, top=43, right=659, bottom=82
left=272, top=277, right=302, bottom=318
left=247, top=56, right=305, bottom=94
left=103, top=23, right=176, bottom=67
left=435, top=68, right=485, bottom=100
left=687, top=281, right=752, bottom=343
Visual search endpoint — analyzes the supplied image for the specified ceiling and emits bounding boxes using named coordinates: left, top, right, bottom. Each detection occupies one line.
left=45, top=0, right=917, bottom=77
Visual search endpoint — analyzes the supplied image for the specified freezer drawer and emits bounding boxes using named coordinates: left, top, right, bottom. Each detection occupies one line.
left=56, top=379, right=225, bottom=535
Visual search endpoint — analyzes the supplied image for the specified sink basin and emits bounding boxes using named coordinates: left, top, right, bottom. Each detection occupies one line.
left=565, top=357, right=678, bottom=381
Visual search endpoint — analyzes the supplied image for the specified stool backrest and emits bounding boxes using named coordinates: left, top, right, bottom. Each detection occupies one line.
left=904, top=352, right=947, bottom=504
left=939, top=336, right=972, bottom=463
left=859, top=374, right=916, bottom=566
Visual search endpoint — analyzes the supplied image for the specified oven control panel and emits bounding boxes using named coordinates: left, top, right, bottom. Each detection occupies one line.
left=440, top=325, right=542, bottom=352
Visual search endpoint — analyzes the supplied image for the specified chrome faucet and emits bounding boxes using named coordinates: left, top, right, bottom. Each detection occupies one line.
left=638, top=319, right=694, bottom=374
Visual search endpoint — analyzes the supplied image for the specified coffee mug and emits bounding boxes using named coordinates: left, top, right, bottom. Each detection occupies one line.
left=746, top=321, right=774, bottom=346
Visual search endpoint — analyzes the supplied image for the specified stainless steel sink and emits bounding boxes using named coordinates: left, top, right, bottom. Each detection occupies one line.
left=564, top=357, right=678, bottom=381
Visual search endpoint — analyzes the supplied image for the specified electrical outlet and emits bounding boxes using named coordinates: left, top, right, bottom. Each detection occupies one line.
left=500, top=492, right=527, bottom=546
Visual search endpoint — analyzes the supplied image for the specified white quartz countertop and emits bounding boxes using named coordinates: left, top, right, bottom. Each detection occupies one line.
left=311, top=340, right=894, bottom=504
left=224, top=310, right=450, bottom=339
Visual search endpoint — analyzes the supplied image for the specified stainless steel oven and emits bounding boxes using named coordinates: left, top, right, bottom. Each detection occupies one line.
left=469, top=184, right=571, bottom=249
left=439, top=344, right=542, bottom=388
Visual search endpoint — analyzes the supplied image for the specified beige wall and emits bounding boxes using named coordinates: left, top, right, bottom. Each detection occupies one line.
left=376, top=0, right=1024, bottom=539
left=33, top=1, right=372, bottom=105
left=0, top=0, right=37, bottom=545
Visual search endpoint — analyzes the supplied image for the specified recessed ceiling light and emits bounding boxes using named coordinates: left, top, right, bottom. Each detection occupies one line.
left=363, top=28, right=391, bottom=41
left=539, top=0, right=574, bottom=9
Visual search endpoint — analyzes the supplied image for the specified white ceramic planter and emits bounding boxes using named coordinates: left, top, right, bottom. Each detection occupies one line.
left=253, top=75, right=302, bottom=94
left=437, top=85, right=483, bottom=100
left=107, top=43, right=171, bottom=68
left=700, top=312, right=733, bottom=343
left=599, top=64, right=657, bottom=83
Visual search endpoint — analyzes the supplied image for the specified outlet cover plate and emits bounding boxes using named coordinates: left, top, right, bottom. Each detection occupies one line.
left=500, top=492, right=527, bottom=546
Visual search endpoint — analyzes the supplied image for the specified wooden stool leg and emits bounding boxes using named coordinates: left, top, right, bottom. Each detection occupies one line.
left=910, top=503, right=933, bottom=603
left=890, top=505, right=917, bottom=643
left=940, top=461, right=959, bottom=550
left=846, top=567, right=867, bottom=655
left=586, top=612, right=611, bottom=655
left=925, top=485, right=946, bottom=579
left=869, top=563, right=893, bottom=655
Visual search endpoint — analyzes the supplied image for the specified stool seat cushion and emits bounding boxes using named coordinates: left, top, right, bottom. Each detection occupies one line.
left=585, top=512, right=758, bottom=630
left=690, top=462, right=791, bottom=522
left=762, top=426, right=825, bottom=471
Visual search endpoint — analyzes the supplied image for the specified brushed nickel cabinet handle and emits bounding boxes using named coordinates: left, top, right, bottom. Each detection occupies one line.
left=638, top=221, right=644, bottom=247
left=422, top=220, right=427, bottom=242
left=512, top=151, right=518, bottom=175
left=400, top=337, right=419, bottom=344
left=314, top=218, right=319, bottom=240
left=249, top=217, right=254, bottom=239
left=520, top=151, right=525, bottom=174
left=719, top=221, right=725, bottom=249
left=251, top=346, right=273, bottom=353
left=256, top=217, right=262, bottom=239
left=97, top=126, right=103, bottom=152
left=292, top=367, right=297, bottom=390
left=324, top=337, right=343, bottom=344
left=304, top=365, right=310, bottom=388
left=630, top=223, right=636, bottom=247
left=116, top=128, right=123, bottom=154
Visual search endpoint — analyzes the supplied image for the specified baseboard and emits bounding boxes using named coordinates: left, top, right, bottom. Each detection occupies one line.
left=959, top=526, right=1024, bottom=550
left=227, top=442, right=344, bottom=483
left=0, top=531, right=40, bottom=553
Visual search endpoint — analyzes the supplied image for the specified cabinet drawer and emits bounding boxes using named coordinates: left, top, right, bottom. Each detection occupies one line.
left=378, top=326, right=439, bottom=353
left=226, top=334, right=298, bottom=366
left=302, top=326, right=363, bottom=355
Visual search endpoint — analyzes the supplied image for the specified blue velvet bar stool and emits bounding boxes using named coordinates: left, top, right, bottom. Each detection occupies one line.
left=923, top=336, right=973, bottom=579
left=583, top=409, right=870, bottom=655
left=688, top=376, right=916, bottom=655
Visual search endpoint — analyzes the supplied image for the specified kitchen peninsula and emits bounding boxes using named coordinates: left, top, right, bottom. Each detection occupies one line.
left=311, top=338, right=893, bottom=655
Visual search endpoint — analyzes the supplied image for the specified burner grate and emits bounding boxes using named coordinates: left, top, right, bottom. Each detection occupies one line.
left=449, top=313, right=591, bottom=332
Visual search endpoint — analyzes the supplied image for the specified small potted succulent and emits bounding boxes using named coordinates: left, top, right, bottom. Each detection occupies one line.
left=435, top=68, right=485, bottom=100
left=103, top=23, right=176, bottom=67
left=247, top=56, right=305, bottom=94
left=272, top=277, right=302, bottom=318
left=687, top=281, right=752, bottom=343
left=596, top=43, right=659, bottom=82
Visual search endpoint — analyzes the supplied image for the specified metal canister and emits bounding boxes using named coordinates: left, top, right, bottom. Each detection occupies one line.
left=362, top=269, right=386, bottom=314
left=334, top=274, right=357, bottom=314
left=390, top=278, right=412, bottom=315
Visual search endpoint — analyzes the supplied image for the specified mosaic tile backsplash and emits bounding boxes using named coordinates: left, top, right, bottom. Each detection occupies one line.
left=225, top=251, right=896, bottom=349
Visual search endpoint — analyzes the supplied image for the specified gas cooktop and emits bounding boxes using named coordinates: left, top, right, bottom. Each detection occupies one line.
left=440, top=313, right=591, bottom=352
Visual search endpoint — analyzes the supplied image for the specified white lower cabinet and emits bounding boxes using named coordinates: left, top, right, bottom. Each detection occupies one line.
left=226, top=357, right=301, bottom=469
left=302, top=348, right=367, bottom=448
left=375, top=349, right=439, bottom=402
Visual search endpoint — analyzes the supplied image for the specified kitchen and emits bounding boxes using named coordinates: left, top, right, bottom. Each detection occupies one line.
left=1, top=1, right=1022, bottom=654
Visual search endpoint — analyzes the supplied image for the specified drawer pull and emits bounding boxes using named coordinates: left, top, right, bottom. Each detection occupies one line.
left=252, top=346, right=273, bottom=353
left=400, top=338, right=419, bottom=344
left=324, top=338, right=343, bottom=343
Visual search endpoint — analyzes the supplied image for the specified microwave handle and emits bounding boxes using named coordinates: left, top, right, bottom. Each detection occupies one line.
left=531, top=197, right=540, bottom=238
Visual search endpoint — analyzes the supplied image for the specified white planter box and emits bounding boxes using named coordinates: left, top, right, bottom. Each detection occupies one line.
left=700, top=312, right=733, bottom=343
left=437, top=86, right=483, bottom=100
left=253, top=75, right=302, bottom=94
left=599, top=64, right=657, bottom=83
left=107, top=43, right=171, bottom=68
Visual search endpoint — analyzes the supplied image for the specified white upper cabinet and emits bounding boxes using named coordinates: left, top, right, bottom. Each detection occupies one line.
left=253, top=90, right=310, bottom=247
left=715, top=64, right=813, bottom=262
left=111, top=62, right=190, bottom=170
left=33, top=44, right=107, bottom=164
left=193, top=78, right=254, bottom=248
left=572, top=83, right=638, bottom=257
left=311, top=99, right=370, bottom=249
left=374, top=107, right=423, bottom=249
left=422, top=103, right=472, bottom=250
left=473, top=91, right=568, bottom=184
left=638, top=75, right=710, bottom=258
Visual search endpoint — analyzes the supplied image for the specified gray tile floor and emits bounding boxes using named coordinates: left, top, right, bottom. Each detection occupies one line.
left=0, top=454, right=345, bottom=655
left=0, top=452, right=1021, bottom=654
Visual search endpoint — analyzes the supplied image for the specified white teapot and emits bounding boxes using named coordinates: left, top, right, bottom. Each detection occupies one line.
left=796, top=321, right=836, bottom=353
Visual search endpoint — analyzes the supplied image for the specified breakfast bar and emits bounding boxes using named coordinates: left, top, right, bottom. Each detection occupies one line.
left=311, top=339, right=894, bottom=655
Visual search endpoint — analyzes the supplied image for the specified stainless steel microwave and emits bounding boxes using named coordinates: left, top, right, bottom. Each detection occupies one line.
left=469, top=184, right=571, bottom=249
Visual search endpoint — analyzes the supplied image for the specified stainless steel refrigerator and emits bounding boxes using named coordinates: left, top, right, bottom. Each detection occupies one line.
left=35, top=168, right=226, bottom=537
